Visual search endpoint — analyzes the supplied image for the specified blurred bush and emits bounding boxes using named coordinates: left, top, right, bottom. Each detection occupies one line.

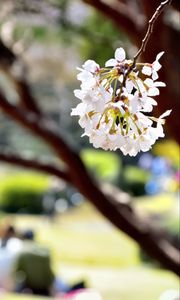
left=122, top=166, right=150, bottom=196
left=81, top=149, right=121, bottom=182
left=81, top=149, right=151, bottom=196
left=138, top=194, right=179, bottom=265
left=79, top=13, right=126, bottom=65
left=153, top=139, right=180, bottom=168
left=0, top=173, right=49, bottom=214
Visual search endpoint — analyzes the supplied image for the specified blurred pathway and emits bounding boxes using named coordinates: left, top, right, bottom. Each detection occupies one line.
left=59, top=264, right=179, bottom=300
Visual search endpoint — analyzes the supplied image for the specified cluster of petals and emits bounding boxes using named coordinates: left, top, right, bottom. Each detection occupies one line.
left=71, top=47, right=171, bottom=156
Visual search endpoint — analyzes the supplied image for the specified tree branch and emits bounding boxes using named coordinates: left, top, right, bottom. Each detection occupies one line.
left=0, top=40, right=42, bottom=116
left=133, top=0, right=172, bottom=63
left=0, top=91, right=179, bottom=276
left=0, top=151, right=71, bottom=184
left=0, top=150, right=132, bottom=212
left=121, top=0, right=172, bottom=86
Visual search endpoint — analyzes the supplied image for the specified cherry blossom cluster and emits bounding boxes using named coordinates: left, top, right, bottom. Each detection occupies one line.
left=71, top=47, right=171, bottom=156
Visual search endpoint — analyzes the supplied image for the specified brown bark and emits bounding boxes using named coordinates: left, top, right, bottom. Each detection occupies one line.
left=0, top=152, right=71, bottom=184
left=0, top=41, right=42, bottom=116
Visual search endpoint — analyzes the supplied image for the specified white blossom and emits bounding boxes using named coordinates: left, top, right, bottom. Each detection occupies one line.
left=105, top=47, right=127, bottom=67
left=144, top=78, right=166, bottom=96
left=71, top=47, right=171, bottom=156
left=82, top=59, right=100, bottom=73
left=142, top=51, right=164, bottom=80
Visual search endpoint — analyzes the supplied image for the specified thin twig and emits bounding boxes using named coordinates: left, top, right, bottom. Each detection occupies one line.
left=133, top=0, right=172, bottom=63
left=123, top=0, right=172, bottom=85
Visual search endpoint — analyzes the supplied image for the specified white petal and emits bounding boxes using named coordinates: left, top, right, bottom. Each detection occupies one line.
left=115, top=47, right=126, bottom=62
left=74, top=89, right=84, bottom=100
left=148, top=127, right=159, bottom=140
left=126, top=79, right=134, bottom=93
left=105, top=59, right=117, bottom=67
left=137, top=113, right=152, bottom=127
left=137, top=79, right=146, bottom=93
left=71, top=103, right=87, bottom=116
left=108, top=133, right=117, bottom=141
left=82, top=60, right=99, bottom=73
left=156, top=123, right=165, bottom=138
left=148, top=87, right=159, bottom=96
left=80, top=76, right=96, bottom=89
left=159, top=110, right=172, bottom=119
left=148, top=97, right=157, bottom=105
left=140, top=138, right=152, bottom=152
left=152, top=71, right=159, bottom=81
left=77, top=70, right=92, bottom=82
left=144, top=78, right=153, bottom=87
left=142, top=66, right=152, bottom=76
left=79, top=115, right=89, bottom=129
left=118, top=74, right=123, bottom=83
left=76, top=67, right=83, bottom=71
left=129, top=148, right=139, bottom=157
left=154, top=81, right=166, bottom=87
left=153, top=61, right=161, bottom=71
left=156, top=51, right=164, bottom=61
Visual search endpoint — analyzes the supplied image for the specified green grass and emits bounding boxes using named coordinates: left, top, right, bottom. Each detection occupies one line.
left=1, top=202, right=179, bottom=300
left=4, top=267, right=179, bottom=300
left=11, top=203, right=139, bottom=269
left=99, top=267, right=179, bottom=300
left=135, top=193, right=177, bottom=213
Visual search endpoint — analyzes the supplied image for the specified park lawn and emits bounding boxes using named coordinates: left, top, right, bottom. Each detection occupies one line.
left=1, top=200, right=179, bottom=300
left=135, top=193, right=177, bottom=213
left=4, top=267, right=179, bottom=300
left=10, top=203, right=140, bottom=269
left=9, top=195, right=178, bottom=269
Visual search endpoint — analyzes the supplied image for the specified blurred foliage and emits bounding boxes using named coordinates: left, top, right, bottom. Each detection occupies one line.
left=78, top=13, right=127, bottom=65
left=124, top=166, right=150, bottom=183
left=136, top=194, right=176, bottom=213
left=56, top=4, right=127, bottom=64
left=80, top=149, right=152, bottom=196
left=81, top=148, right=121, bottom=182
left=136, top=193, right=179, bottom=242
left=0, top=173, right=49, bottom=214
left=153, top=139, right=180, bottom=168
left=122, top=166, right=150, bottom=196
left=136, top=193, right=179, bottom=264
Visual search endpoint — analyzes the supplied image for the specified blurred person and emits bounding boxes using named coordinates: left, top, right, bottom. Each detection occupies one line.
left=13, top=229, right=86, bottom=296
left=0, top=225, right=23, bottom=290
left=0, top=225, right=54, bottom=295
left=13, top=228, right=55, bottom=296
left=0, top=224, right=17, bottom=248
left=0, top=226, right=86, bottom=296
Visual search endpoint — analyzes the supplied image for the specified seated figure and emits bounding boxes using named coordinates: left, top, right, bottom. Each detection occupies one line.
left=13, top=229, right=55, bottom=295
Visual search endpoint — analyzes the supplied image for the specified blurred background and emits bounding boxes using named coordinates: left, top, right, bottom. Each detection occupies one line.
left=0, top=1, right=179, bottom=300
